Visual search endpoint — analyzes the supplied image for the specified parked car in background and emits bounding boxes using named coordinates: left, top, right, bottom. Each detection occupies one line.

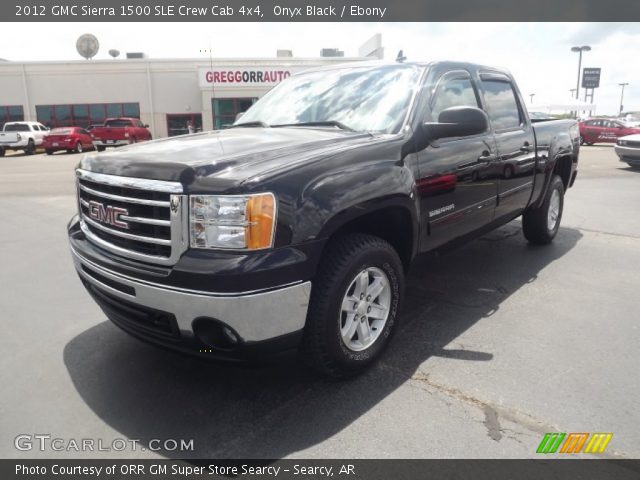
left=615, top=134, right=640, bottom=168
left=0, top=121, right=49, bottom=156
left=90, top=117, right=152, bottom=151
left=620, top=112, right=640, bottom=127
left=579, top=118, right=640, bottom=145
left=43, top=127, right=95, bottom=155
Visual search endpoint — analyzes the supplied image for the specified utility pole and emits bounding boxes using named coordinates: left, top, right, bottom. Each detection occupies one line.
left=571, top=45, right=591, bottom=100
left=619, top=83, right=629, bottom=114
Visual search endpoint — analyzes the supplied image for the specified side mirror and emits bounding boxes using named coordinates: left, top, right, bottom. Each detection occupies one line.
left=144, top=124, right=150, bottom=128
left=425, top=106, right=489, bottom=141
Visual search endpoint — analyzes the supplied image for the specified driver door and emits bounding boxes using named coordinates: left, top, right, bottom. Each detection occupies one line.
left=417, top=69, right=498, bottom=251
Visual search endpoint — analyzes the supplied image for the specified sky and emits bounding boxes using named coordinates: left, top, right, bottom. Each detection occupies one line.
left=1, top=22, right=639, bottom=115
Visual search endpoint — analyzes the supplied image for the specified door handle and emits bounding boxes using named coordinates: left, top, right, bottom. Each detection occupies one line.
left=520, top=142, right=532, bottom=153
left=478, top=150, right=496, bottom=163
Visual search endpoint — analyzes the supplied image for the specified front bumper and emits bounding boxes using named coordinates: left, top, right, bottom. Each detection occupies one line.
left=93, top=140, right=130, bottom=147
left=71, top=243, right=312, bottom=358
left=615, top=145, right=640, bottom=165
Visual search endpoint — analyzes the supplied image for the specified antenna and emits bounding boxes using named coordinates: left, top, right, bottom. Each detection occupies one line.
left=396, top=50, right=406, bottom=63
left=76, top=34, right=99, bottom=60
left=108, top=49, right=120, bottom=59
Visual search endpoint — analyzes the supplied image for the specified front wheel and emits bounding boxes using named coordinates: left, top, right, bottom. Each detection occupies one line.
left=302, top=234, right=404, bottom=378
left=522, top=174, right=565, bottom=244
left=0, top=147, right=5, bottom=157
left=75, top=142, right=83, bottom=153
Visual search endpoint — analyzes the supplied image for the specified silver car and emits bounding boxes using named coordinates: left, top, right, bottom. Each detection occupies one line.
left=615, top=134, right=640, bottom=168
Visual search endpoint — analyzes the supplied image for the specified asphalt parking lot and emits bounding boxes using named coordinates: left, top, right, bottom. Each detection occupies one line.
left=1, top=145, right=639, bottom=459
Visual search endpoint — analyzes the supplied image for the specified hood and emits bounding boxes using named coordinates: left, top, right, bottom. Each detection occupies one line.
left=79, top=127, right=375, bottom=191
left=620, top=133, right=640, bottom=141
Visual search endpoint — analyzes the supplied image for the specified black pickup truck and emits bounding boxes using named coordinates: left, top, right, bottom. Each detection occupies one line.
left=68, top=61, right=579, bottom=377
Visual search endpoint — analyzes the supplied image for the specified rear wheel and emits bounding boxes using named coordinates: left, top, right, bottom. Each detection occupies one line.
left=25, top=139, right=35, bottom=155
left=0, top=147, right=5, bottom=157
left=96, top=146, right=106, bottom=152
left=523, top=174, right=564, bottom=244
left=46, top=149, right=54, bottom=155
left=75, top=142, right=83, bottom=153
left=302, top=234, right=404, bottom=378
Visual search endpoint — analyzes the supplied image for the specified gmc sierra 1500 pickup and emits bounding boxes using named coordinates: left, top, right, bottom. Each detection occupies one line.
left=68, top=61, right=579, bottom=377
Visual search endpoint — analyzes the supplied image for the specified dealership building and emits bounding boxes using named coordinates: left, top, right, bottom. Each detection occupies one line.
left=0, top=35, right=383, bottom=138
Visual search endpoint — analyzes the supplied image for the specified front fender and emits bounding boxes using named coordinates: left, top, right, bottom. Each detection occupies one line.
left=294, top=160, right=419, bottom=244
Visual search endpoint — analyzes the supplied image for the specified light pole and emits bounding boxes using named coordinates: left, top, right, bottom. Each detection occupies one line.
left=529, top=93, right=535, bottom=104
left=619, top=83, right=629, bottom=114
left=571, top=45, right=591, bottom=100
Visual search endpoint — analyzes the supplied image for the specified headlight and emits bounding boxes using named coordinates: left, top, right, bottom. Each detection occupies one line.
left=189, top=193, right=276, bottom=250
left=617, top=140, right=626, bottom=146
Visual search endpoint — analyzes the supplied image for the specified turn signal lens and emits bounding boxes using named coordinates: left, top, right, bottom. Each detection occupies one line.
left=246, top=194, right=276, bottom=250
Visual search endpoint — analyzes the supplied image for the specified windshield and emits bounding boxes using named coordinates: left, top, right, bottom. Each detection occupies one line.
left=238, top=64, right=423, bottom=134
left=50, top=128, right=73, bottom=135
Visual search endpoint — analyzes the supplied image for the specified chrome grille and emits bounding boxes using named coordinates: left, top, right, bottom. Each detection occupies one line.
left=76, top=169, right=188, bottom=266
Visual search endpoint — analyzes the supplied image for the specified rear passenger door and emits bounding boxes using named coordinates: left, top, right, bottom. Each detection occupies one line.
left=479, top=73, right=536, bottom=219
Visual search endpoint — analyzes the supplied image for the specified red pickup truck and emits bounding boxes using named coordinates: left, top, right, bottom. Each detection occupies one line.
left=90, top=117, right=152, bottom=151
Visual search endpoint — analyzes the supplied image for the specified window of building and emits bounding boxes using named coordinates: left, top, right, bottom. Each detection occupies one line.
left=35, top=102, right=141, bottom=128
left=166, top=114, right=203, bottom=137
left=212, top=98, right=257, bottom=129
left=0, top=105, right=25, bottom=130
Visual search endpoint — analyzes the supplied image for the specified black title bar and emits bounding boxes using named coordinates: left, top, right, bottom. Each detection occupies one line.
left=6, top=0, right=640, bottom=21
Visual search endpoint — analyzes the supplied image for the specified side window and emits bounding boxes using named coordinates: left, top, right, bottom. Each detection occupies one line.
left=430, top=72, right=480, bottom=121
left=481, top=79, right=523, bottom=131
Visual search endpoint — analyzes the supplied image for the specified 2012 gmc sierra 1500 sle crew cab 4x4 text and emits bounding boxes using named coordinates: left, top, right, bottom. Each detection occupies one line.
left=67, top=61, right=579, bottom=377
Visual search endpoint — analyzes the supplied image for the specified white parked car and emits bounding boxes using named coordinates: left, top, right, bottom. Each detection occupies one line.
left=615, top=134, right=640, bottom=169
left=0, top=121, right=50, bottom=156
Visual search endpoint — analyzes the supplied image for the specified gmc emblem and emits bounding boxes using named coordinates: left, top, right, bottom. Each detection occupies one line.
left=88, top=200, right=129, bottom=229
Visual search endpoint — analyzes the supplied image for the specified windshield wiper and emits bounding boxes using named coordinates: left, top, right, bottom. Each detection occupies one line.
left=228, top=121, right=270, bottom=128
left=271, top=121, right=356, bottom=132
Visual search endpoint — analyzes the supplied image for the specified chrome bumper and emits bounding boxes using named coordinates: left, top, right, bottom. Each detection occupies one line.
left=71, top=247, right=311, bottom=343
left=92, top=140, right=130, bottom=147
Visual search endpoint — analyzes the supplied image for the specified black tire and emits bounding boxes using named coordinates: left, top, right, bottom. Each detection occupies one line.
left=0, top=147, right=5, bottom=157
left=46, top=149, right=54, bottom=155
left=302, top=233, right=404, bottom=378
left=628, top=163, right=640, bottom=170
left=130, top=137, right=137, bottom=144
left=523, top=174, right=565, bottom=245
left=579, top=135, right=585, bottom=146
left=25, top=139, right=35, bottom=155
left=96, top=146, right=106, bottom=152
left=75, top=142, right=83, bottom=153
